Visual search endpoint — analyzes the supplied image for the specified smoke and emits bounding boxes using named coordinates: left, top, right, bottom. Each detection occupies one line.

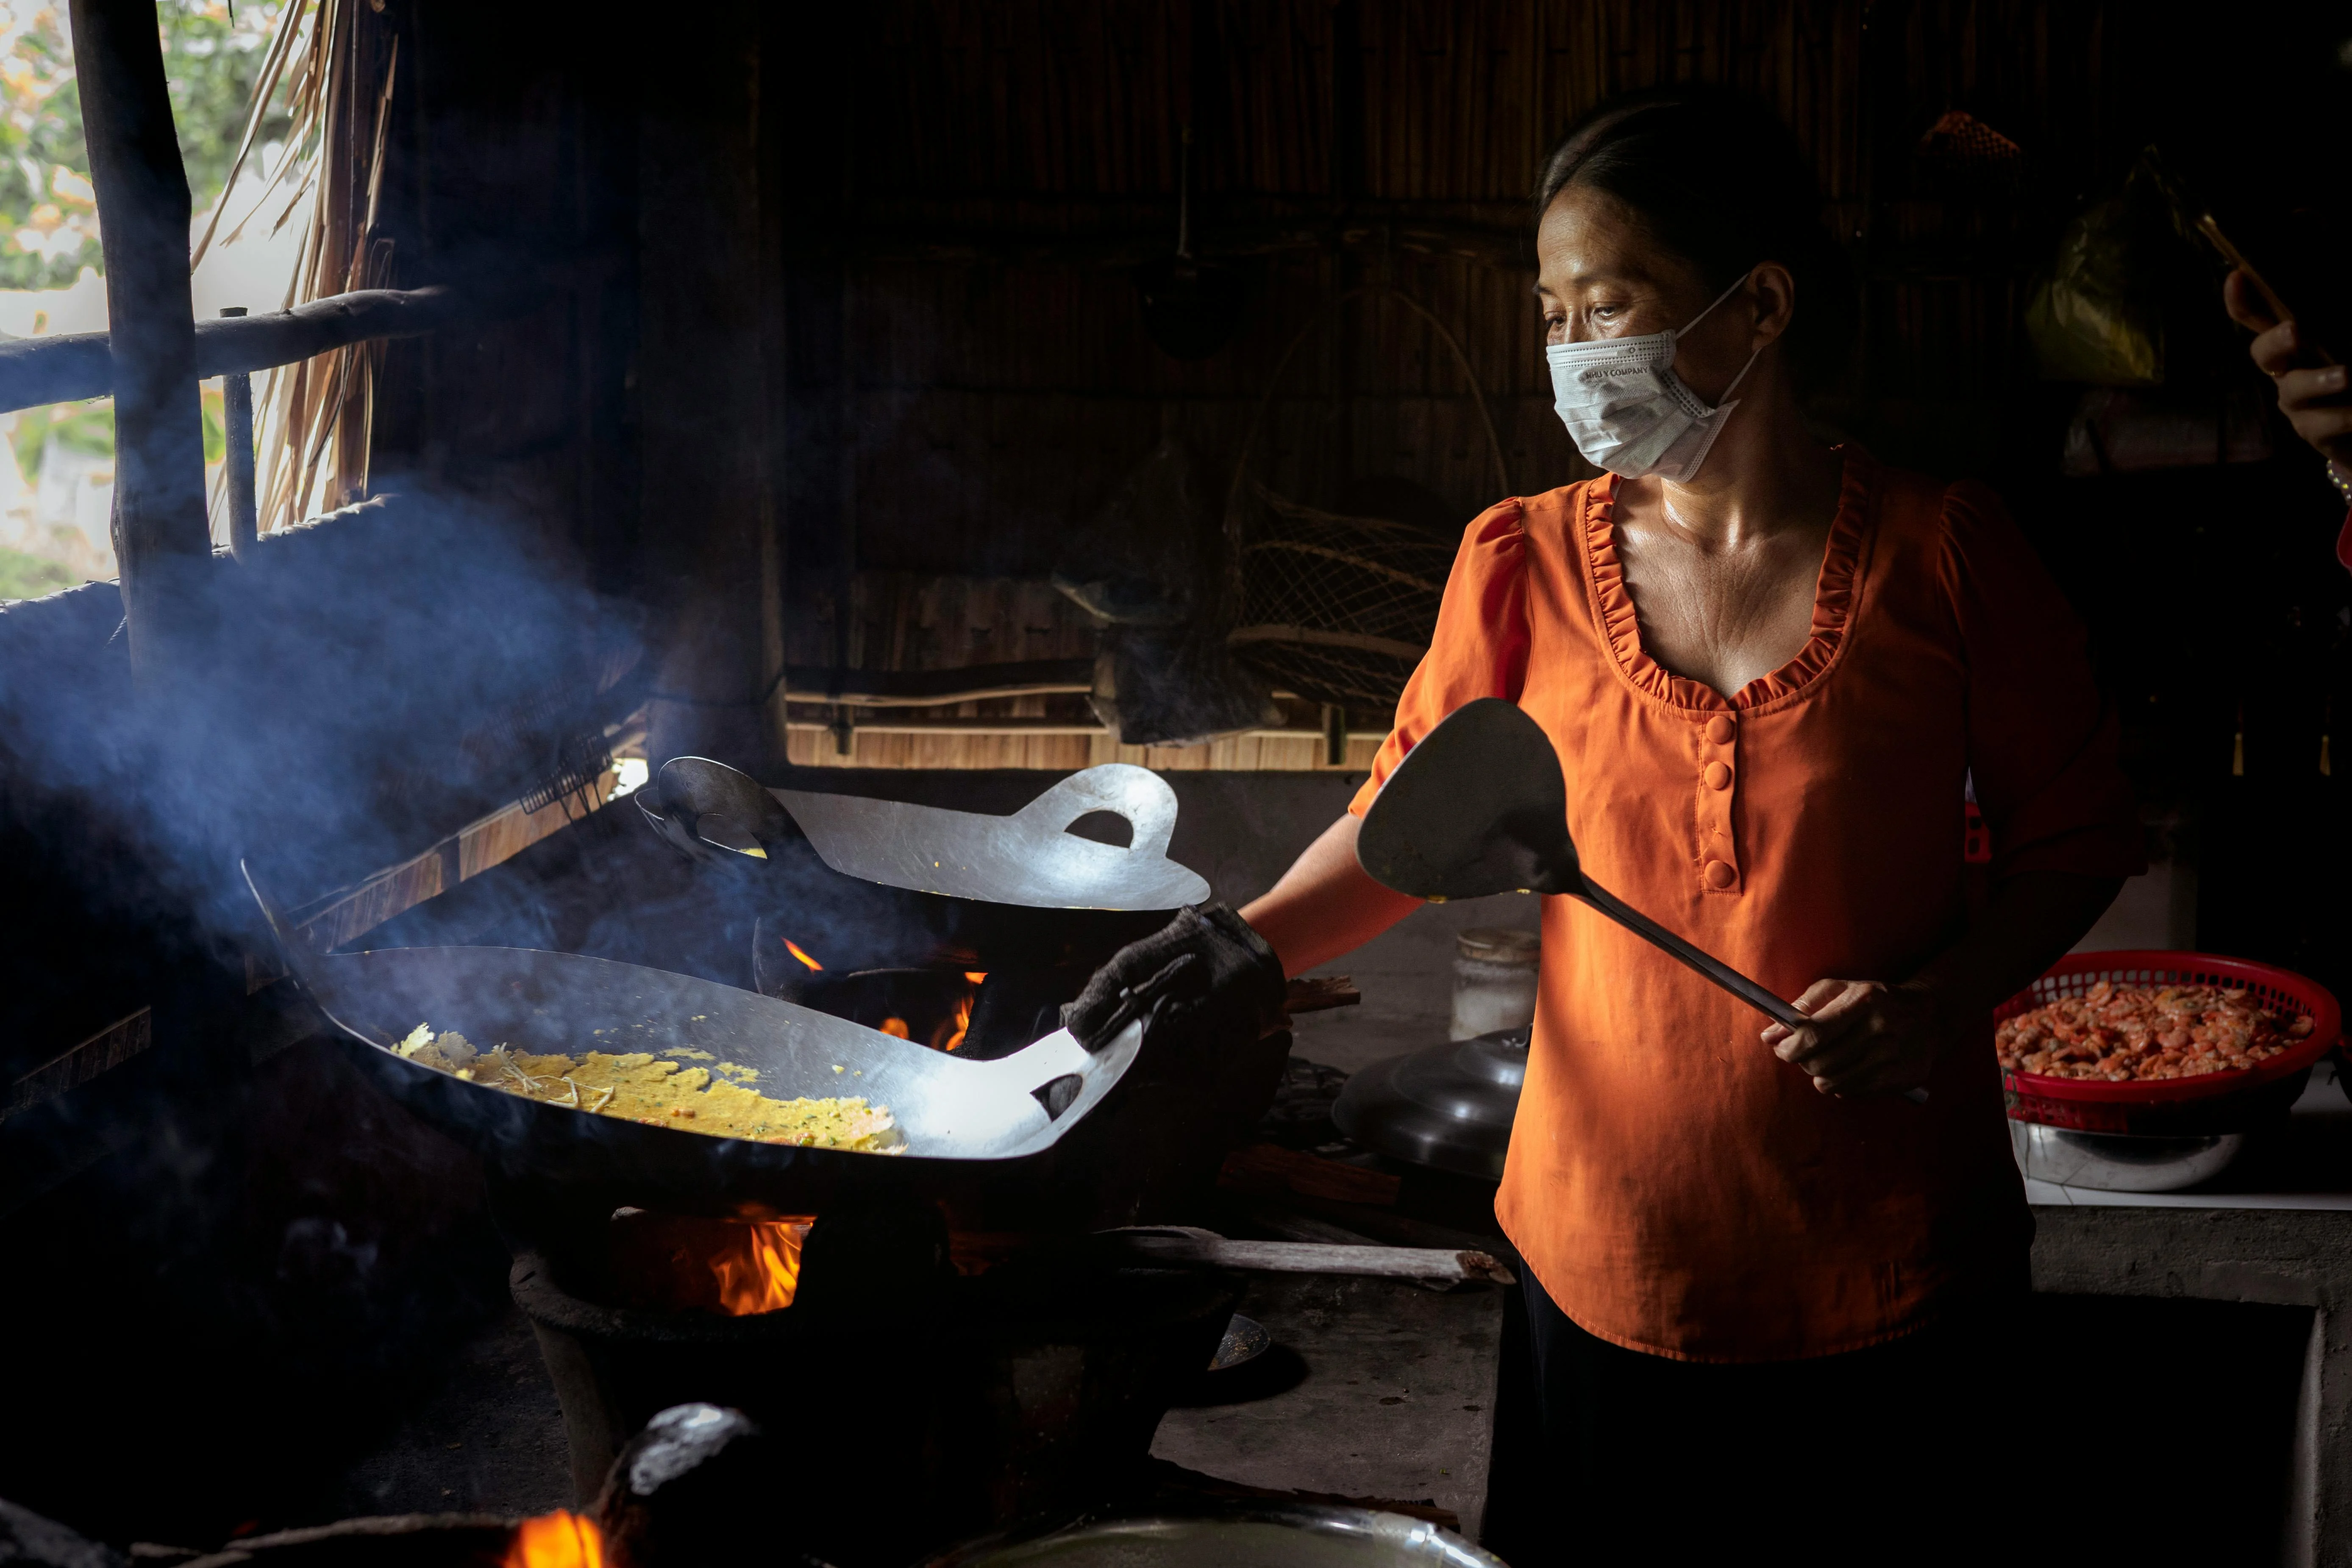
left=0, top=486, right=646, bottom=1088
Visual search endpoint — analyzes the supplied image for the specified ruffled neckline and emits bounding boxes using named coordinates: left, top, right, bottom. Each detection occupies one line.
left=1579, top=448, right=1876, bottom=715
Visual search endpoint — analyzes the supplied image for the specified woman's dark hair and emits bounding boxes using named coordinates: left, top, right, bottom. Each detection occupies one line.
left=1535, top=88, right=1857, bottom=395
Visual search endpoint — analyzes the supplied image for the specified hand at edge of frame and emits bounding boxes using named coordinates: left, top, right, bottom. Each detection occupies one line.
left=2225, top=270, right=2352, bottom=470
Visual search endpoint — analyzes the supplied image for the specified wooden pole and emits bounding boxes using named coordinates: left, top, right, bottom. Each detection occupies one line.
left=0, top=284, right=466, bottom=414
left=637, top=0, right=778, bottom=769
left=70, top=0, right=209, bottom=677
left=219, top=307, right=256, bottom=562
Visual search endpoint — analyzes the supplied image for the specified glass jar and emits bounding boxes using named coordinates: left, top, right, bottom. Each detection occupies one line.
left=1450, top=926, right=1540, bottom=1040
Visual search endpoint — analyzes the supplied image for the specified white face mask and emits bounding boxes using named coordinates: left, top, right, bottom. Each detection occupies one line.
left=1545, top=272, right=1762, bottom=484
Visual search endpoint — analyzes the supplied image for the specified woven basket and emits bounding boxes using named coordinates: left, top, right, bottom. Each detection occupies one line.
left=1228, top=485, right=1452, bottom=709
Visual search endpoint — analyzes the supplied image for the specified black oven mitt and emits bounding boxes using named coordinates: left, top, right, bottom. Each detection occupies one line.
left=1062, top=901, right=1287, bottom=1051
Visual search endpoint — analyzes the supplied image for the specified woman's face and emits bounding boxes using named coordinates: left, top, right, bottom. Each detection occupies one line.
left=1534, top=183, right=1792, bottom=406
left=1535, top=184, right=1713, bottom=345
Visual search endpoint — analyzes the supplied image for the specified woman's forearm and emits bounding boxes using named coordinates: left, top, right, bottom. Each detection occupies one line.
left=1915, top=870, right=2124, bottom=1012
left=1240, top=813, right=1425, bottom=978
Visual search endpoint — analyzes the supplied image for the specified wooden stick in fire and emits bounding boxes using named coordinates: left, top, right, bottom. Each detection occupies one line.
left=1096, top=1226, right=1513, bottom=1287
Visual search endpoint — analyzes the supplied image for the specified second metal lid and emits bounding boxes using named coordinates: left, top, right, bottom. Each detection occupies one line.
left=1331, top=1026, right=1528, bottom=1181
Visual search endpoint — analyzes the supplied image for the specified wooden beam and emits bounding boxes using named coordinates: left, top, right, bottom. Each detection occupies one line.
left=1, top=1008, right=153, bottom=1122
left=70, top=0, right=208, bottom=680
left=780, top=717, right=1390, bottom=738
left=776, top=657, right=1094, bottom=707
left=0, top=285, right=466, bottom=414
left=284, top=767, right=620, bottom=954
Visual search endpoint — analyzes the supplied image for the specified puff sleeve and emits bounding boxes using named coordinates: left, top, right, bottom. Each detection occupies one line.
left=1349, top=499, right=1532, bottom=818
left=1940, top=482, right=2146, bottom=883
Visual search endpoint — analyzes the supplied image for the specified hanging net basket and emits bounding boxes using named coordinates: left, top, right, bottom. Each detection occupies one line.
left=1228, top=484, right=1454, bottom=710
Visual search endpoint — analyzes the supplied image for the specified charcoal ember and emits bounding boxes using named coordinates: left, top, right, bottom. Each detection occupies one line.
left=0, top=1499, right=126, bottom=1568
left=595, top=1405, right=831, bottom=1568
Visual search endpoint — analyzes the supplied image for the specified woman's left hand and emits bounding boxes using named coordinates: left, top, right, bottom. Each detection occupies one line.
left=1761, top=978, right=1962, bottom=1098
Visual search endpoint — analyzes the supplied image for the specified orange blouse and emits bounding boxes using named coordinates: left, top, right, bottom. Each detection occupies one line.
left=1350, top=451, right=2143, bottom=1362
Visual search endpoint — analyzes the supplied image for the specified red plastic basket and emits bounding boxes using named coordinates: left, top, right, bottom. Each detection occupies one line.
left=1995, top=951, right=2341, bottom=1134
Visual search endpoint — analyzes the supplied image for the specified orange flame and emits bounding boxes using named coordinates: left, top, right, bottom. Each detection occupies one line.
left=706, top=1218, right=810, bottom=1314
left=506, top=1511, right=607, bottom=1568
left=609, top=1212, right=815, bottom=1315
left=931, top=984, right=978, bottom=1054
left=965, top=970, right=988, bottom=984
left=879, top=1017, right=910, bottom=1039
left=783, top=939, right=823, bottom=972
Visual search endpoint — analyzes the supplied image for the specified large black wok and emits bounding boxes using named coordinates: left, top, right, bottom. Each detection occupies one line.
left=246, top=865, right=1144, bottom=1218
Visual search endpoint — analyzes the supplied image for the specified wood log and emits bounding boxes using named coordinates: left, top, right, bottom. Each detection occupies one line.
left=1097, top=1226, right=1512, bottom=1286
left=70, top=0, right=208, bottom=681
left=0, top=286, right=466, bottom=415
left=172, top=1514, right=512, bottom=1567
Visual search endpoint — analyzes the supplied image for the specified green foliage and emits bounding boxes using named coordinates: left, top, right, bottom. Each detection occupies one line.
left=9, top=398, right=113, bottom=478
left=0, top=542, right=74, bottom=598
left=0, top=1, right=291, bottom=290
left=199, top=380, right=222, bottom=462
left=0, top=4, right=94, bottom=289
left=162, top=1, right=294, bottom=219
left=11, top=401, right=53, bottom=478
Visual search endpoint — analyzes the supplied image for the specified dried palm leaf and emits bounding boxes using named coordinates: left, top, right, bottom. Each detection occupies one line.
left=242, top=0, right=400, bottom=531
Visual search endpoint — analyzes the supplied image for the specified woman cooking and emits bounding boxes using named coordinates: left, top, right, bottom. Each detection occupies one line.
left=1067, top=89, right=2141, bottom=1563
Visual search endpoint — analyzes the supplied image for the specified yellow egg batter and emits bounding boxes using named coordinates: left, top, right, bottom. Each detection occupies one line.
left=393, top=1026, right=900, bottom=1152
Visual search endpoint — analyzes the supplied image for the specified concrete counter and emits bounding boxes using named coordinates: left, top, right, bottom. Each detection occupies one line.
left=1148, top=1273, right=1504, bottom=1540
left=2026, top=1064, right=2352, bottom=1564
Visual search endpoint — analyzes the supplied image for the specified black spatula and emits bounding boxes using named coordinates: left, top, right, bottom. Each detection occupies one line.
left=1355, top=698, right=1927, bottom=1103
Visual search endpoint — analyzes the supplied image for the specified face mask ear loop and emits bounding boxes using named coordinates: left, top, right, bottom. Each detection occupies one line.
left=1677, top=268, right=1767, bottom=409
left=1713, top=340, right=1766, bottom=405
left=1675, top=269, right=1756, bottom=337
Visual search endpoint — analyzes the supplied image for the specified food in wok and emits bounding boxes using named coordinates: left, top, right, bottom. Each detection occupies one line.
left=1996, top=981, right=2314, bottom=1083
left=394, top=1025, right=902, bottom=1151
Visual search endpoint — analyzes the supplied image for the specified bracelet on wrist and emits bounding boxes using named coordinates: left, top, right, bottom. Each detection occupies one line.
left=2329, top=460, right=2352, bottom=506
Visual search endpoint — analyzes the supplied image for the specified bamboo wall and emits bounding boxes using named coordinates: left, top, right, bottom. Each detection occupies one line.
left=779, top=571, right=1384, bottom=770
left=367, top=0, right=2341, bottom=777
left=752, top=0, right=2318, bottom=768
left=815, top=0, right=2176, bottom=587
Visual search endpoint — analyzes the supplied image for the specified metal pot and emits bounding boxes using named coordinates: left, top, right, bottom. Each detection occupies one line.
left=927, top=1500, right=1505, bottom=1567
left=2009, top=1119, right=2245, bottom=1192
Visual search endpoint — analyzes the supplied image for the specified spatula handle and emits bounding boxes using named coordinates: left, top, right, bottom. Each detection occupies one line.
left=1577, top=877, right=1930, bottom=1106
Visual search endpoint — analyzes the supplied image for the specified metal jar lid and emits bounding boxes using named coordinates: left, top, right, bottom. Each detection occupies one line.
left=1454, top=927, right=1539, bottom=966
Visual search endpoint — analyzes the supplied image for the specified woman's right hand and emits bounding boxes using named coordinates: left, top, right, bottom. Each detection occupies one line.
left=2225, top=270, right=2352, bottom=469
